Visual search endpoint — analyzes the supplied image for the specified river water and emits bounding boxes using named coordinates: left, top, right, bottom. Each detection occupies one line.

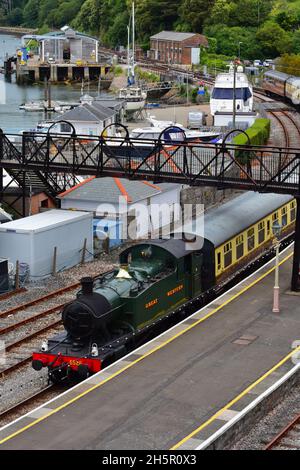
left=0, top=33, right=109, bottom=133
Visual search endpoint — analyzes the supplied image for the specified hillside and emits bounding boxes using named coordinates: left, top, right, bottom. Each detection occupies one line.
left=1, top=0, right=300, bottom=59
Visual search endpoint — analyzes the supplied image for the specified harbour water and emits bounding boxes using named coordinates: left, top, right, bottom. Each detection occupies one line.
left=0, top=34, right=109, bottom=133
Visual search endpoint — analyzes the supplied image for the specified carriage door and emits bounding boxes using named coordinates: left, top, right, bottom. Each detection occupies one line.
left=191, top=252, right=203, bottom=297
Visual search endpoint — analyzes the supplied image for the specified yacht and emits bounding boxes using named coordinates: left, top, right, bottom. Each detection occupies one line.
left=118, top=87, right=147, bottom=116
left=119, top=2, right=147, bottom=118
left=210, top=65, right=253, bottom=117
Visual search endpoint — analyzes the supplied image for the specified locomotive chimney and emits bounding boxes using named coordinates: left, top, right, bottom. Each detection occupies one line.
left=81, top=277, right=94, bottom=295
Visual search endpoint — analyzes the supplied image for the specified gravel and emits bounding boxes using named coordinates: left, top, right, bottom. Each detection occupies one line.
left=230, top=384, right=300, bottom=450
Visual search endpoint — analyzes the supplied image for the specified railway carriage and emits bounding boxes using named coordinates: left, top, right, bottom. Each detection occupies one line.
left=262, top=70, right=300, bottom=106
left=32, top=192, right=296, bottom=382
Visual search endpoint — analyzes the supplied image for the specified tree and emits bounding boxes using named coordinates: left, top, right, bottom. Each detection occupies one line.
left=179, top=0, right=215, bottom=32
left=256, top=21, right=293, bottom=57
left=23, top=0, right=39, bottom=28
left=135, top=0, right=180, bottom=40
left=6, top=7, right=23, bottom=25
left=275, top=11, right=300, bottom=31
left=204, top=24, right=261, bottom=59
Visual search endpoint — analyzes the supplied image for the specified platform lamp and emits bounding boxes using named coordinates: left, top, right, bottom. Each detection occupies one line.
left=272, top=221, right=282, bottom=313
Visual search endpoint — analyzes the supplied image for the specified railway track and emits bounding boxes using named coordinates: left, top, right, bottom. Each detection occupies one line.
left=0, top=282, right=84, bottom=378
left=254, top=91, right=300, bottom=150
left=0, top=384, right=62, bottom=426
left=265, top=413, right=300, bottom=450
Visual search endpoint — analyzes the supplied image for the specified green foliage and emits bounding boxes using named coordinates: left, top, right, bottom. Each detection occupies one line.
left=112, top=65, right=124, bottom=76
left=135, top=66, right=159, bottom=82
left=277, top=53, right=300, bottom=76
left=233, top=119, right=271, bottom=163
left=2, top=0, right=300, bottom=63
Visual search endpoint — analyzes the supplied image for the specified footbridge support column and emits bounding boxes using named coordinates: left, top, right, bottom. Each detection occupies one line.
left=291, top=196, right=300, bottom=291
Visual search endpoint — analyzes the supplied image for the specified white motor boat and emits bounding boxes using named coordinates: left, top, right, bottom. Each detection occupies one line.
left=146, top=117, right=220, bottom=142
left=210, top=64, right=253, bottom=116
left=19, top=101, right=45, bottom=112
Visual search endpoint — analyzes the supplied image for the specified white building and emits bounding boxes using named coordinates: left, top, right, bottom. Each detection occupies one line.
left=53, top=102, right=117, bottom=136
left=58, top=177, right=183, bottom=239
left=0, top=210, right=93, bottom=279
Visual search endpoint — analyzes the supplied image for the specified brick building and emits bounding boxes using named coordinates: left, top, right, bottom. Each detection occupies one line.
left=149, top=31, right=208, bottom=65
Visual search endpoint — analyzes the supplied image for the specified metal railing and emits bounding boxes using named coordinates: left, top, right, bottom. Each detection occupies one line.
left=0, top=128, right=300, bottom=196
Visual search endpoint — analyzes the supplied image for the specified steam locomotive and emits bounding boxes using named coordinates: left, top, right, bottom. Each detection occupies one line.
left=32, top=192, right=295, bottom=383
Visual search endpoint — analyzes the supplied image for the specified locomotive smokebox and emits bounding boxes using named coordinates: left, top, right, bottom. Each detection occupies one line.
left=81, top=277, right=94, bottom=295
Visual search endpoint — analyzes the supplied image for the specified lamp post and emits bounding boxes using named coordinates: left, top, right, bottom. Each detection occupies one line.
left=272, top=221, right=282, bottom=313
left=238, top=42, right=243, bottom=60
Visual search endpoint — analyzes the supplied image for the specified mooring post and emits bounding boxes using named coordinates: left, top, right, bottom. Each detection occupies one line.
left=291, top=196, right=300, bottom=291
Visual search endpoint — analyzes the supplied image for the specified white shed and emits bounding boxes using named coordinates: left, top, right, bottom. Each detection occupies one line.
left=0, top=210, right=93, bottom=279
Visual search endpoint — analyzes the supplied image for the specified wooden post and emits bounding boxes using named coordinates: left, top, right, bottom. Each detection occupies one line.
left=15, top=260, right=19, bottom=290
left=81, top=238, right=87, bottom=265
left=52, top=246, right=57, bottom=276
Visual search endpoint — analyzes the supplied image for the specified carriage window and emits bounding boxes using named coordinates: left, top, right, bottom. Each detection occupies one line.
left=291, top=201, right=296, bottom=222
left=224, top=242, right=232, bottom=268
left=272, top=212, right=279, bottom=225
left=236, top=235, right=244, bottom=260
left=281, top=206, right=287, bottom=226
left=258, top=221, right=265, bottom=244
left=267, top=220, right=271, bottom=237
left=247, top=228, right=255, bottom=251
left=217, top=252, right=221, bottom=271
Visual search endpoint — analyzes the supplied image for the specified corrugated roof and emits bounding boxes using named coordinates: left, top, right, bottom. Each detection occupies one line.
left=151, top=31, right=197, bottom=41
left=58, top=177, right=180, bottom=204
left=175, top=192, right=294, bottom=247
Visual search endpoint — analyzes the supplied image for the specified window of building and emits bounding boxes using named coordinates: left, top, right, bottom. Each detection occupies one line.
left=258, top=221, right=265, bottom=244
left=236, top=234, right=244, bottom=260
left=224, top=242, right=232, bottom=268
left=41, top=198, right=49, bottom=208
left=247, top=227, right=255, bottom=251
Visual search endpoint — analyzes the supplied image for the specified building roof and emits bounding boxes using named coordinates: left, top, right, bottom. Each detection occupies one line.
left=54, top=102, right=115, bottom=124
left=58, top=176, right=180, bottom=204
left=94, top=98, right=125, bottom=111
left=0, top=210, right=92, bottom=234
left=22, top=27, right=98, bottom=43
left=150, top=31, right=197, bottom=41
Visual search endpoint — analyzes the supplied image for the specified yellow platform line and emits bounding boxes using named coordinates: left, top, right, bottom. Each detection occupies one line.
left=170, top=344, right=300, bottom=450
left=0, top=251, right=293, bottom=446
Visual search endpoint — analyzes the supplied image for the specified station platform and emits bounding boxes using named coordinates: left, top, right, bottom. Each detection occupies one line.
left=1, top=246, right=300, bottom=450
